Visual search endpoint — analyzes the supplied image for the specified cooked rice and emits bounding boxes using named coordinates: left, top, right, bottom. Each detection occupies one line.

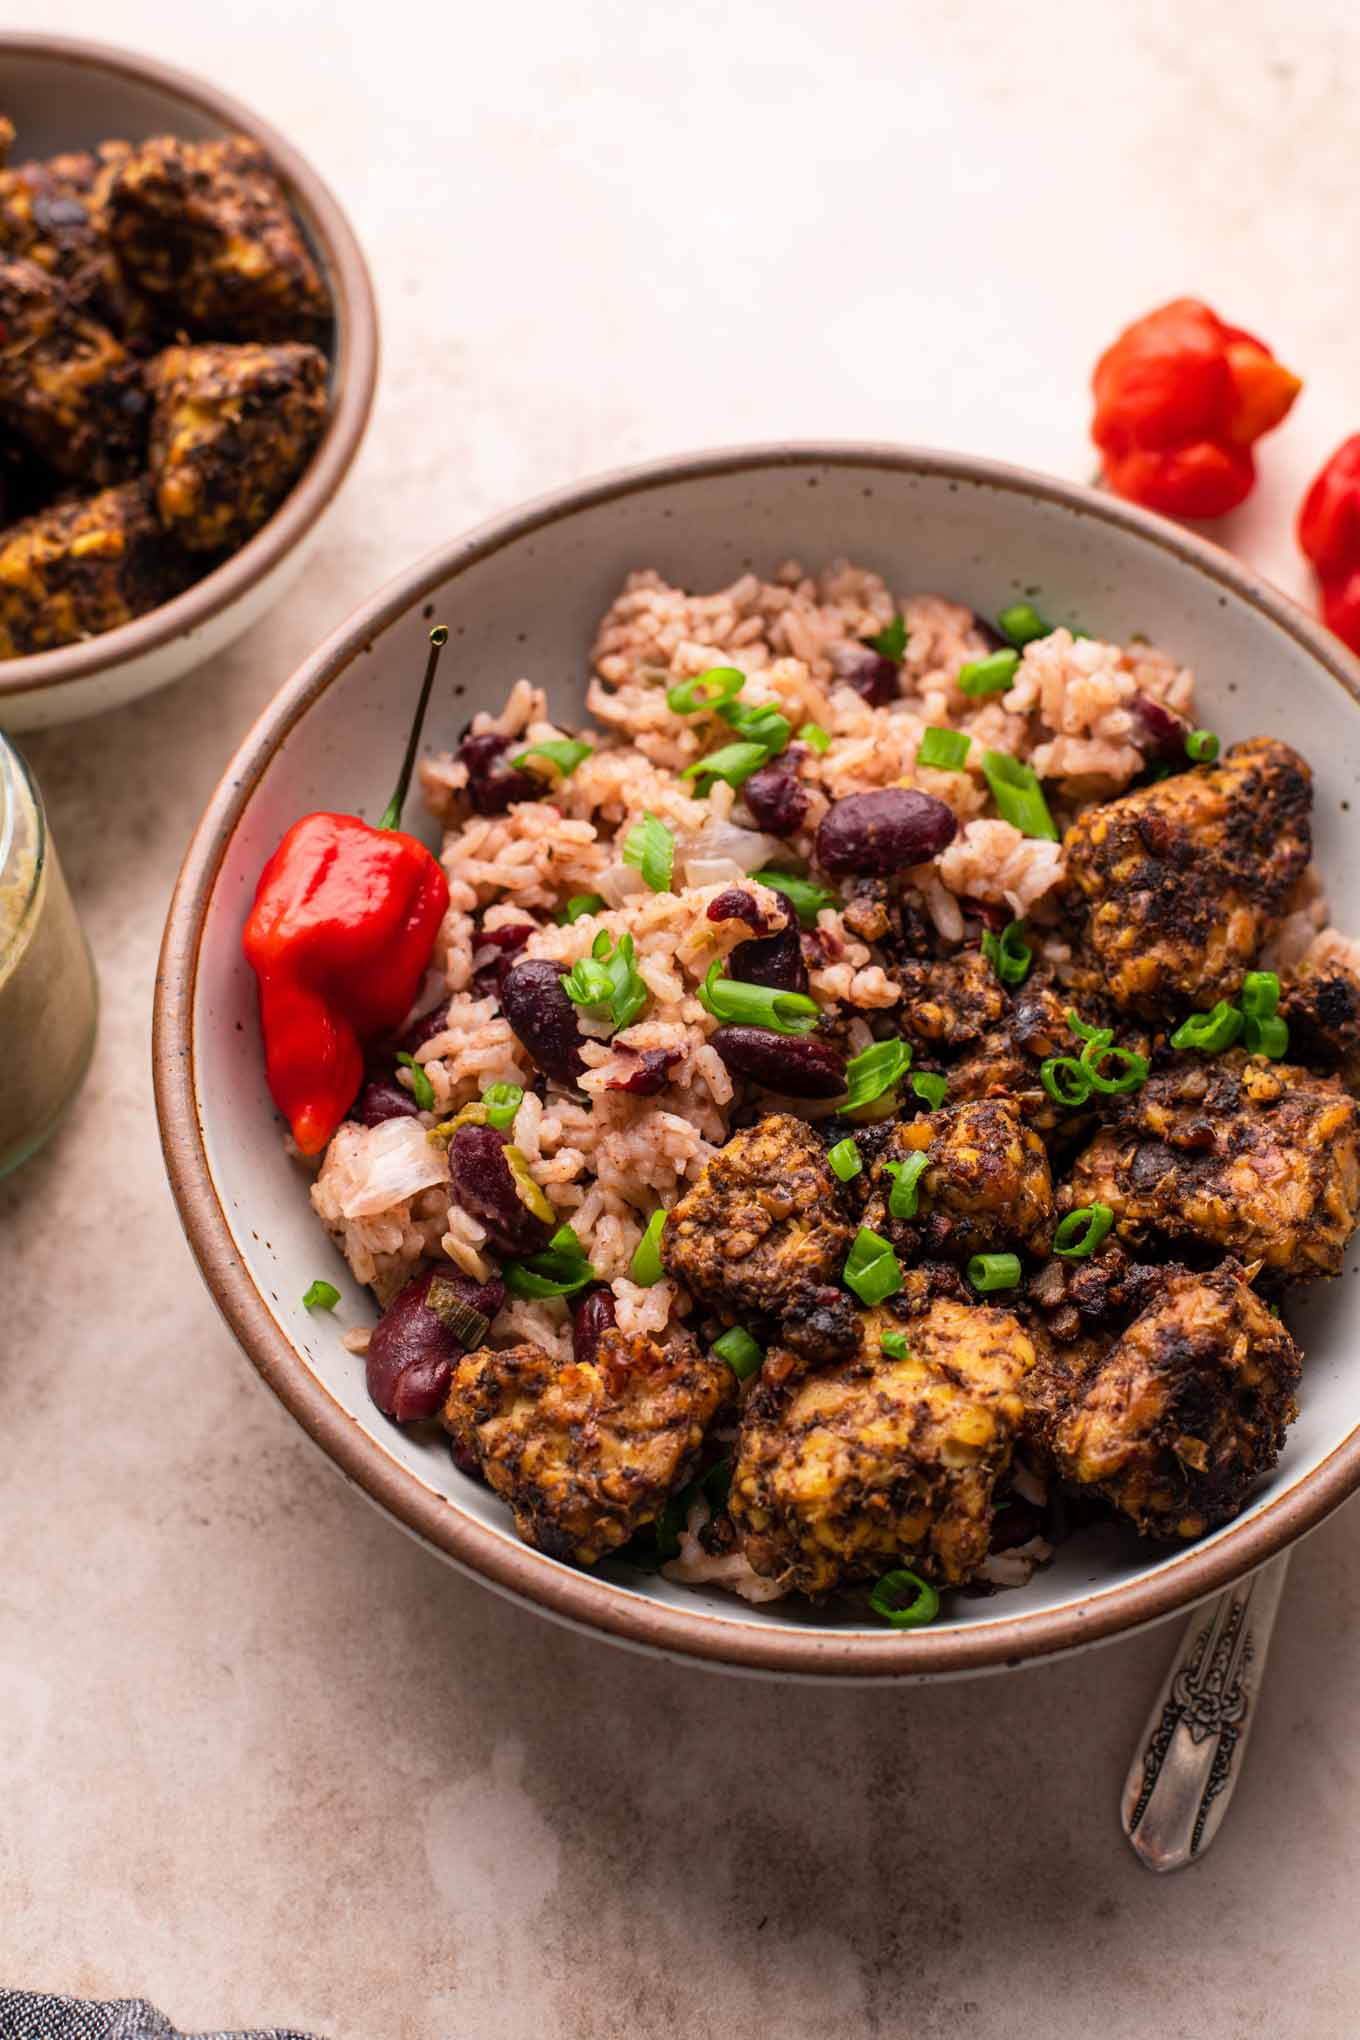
left=302, top=556, right=1351, bottom=1604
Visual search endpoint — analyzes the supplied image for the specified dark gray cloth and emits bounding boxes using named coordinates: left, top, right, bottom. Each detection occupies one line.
left=0, top=1991, right=322, bottom=2040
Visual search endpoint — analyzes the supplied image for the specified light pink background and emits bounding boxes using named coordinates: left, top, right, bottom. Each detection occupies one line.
left=4, top=2, right=1359, bottom=2033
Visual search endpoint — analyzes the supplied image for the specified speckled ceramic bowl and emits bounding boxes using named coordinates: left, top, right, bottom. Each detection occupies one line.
left=154, top=443, right=1360, bottom=1680
left=0, top=34, right=377, bottom=732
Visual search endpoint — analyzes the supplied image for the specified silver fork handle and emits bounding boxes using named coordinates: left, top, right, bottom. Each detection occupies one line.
left=1121, top=1551, right=1290, bottom=1873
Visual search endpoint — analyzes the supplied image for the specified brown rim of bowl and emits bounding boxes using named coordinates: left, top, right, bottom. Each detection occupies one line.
left=155, top=440, right=1360, bottom=1680
left=0, top=32, right=378, bottom=700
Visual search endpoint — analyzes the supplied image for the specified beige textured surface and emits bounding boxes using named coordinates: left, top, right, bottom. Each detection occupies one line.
left=5, top=2, right=1360, bottom=2033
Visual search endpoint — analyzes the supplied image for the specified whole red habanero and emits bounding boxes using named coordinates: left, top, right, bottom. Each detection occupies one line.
left=242, top=629, right=451, bottom=1156
left=1298, top=437, right=1360, bottom=655
left=1092, top=299, right=1301, bottom=520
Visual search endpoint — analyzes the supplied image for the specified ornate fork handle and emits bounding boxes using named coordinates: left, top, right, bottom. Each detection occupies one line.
left=1121, top=1553, right=1290, bottom=1873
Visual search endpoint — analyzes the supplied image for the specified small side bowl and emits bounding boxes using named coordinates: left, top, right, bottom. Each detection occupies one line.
left=156, top=442, right=1360, bottom=1681
left=0, top=33, right=378, bottom=731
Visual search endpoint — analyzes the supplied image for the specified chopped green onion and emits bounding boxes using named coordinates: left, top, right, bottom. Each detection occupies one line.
left=713, top=1325, right=764, bottom=1379
left=721, top=701, right=793, bottom=755
left=880, top=1330, right=910, bottom=1361
left=1170, top=1001, right=1244, bottom=1054
left=621, top=810, right=674, bottom=893
left=1186, top=728, right=1220, bottom=764
left=865, top=613, right=908, bottom=661
left=1244, top=1013, right=1290, bottom=1059
left=681, top=741, right=771, bottom=792
left=560, top=931, right=649, bottom=1031
left=630, top=1208, right=668, bottom=1285
left=1082, top=1040, right=1148, bottom=1094
left=996, top=601, right=1052, bottom=647
left=828, top=1137, right=862, bottom=1182
left=844, top=1227, right=904, bottom=1305
left=844, top=1039, right=913, bottom=1113
left=302, top=1279, right=340, bottom=1311
left=753, top=868, right=840, bottom=924
left=981, top=750, right=1059, bottom=841
left=1040, top=1056, right=1092, bottom=1106
left=917, top=726, right=971, bottom=771
left=667, top=667, right=746, bottom=714
left=869, top=1568, right=940, bottom=1628
left=1066, top=1008, right=1106, bottom=1043
left=967, top=1251, right=1022, bottom=1293
left=427, top=1275, right=492, bottom=1347
left=481, top=1081, right=524, bottom=1129
left=798, top=721, right=832, bottom=753
left=957, top=649, right=1021, bottom=698
left=395, top=1052, right=435, bottom=1111
left=911, top=1071, right=948, bottom=1111
left=504, top=1222, right=598, bottom=1299
left=885, top=1150, right=931, bottom=1219
left=560, top=892, right=605, bottom=923
left=1241, top=971, right=1280, bottom=1021
left=512, top=738, right=592, bottom=778
left=981, top=919, right=1032, bottom=986
left=698, top=959, right=820, bottom=1035
left=1053, top=1203, right=1115, bottom=1259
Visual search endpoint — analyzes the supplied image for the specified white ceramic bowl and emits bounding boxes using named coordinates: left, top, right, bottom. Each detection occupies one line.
left=155, top=443, right=1360, bottom=1680
left=0, top=34, right=378, bottom=732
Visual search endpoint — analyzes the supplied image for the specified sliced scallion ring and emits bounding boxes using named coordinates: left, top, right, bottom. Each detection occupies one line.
left=869, top=1568, right=940, bottom=1629
left=1186, top=728, right=1220, bottom=764
left=1244, top=1013, right=1290, bottom=1059
left=980, top=749, right=1059, bottom=841
left=560, top=892, right=605, bottom=924
left=827, top=1137, right=862, bottom=1182
left=666, top=667, right=745, bottom=714
left=1053, top=1203, right=1115, bottom=1259
left=957, top=649, right=1021, bottom=698
left=512, top=737, right=593, bottom=778
left=302, top=1279, right=340, bottom=1311
left=879, top=1331, right=910, bottom=1361
left=911, top=1071, right=948, bottom=1111
left=843, top=1227, right=904, bottom=1306
left=395, top=1052, right=435, bottom=1111
left=1040, top=1055, right=1092, bottom=1107
left=865, top=613, right=908, bottom=661
left=981, top=919, right=1032, bottom=986
left=713, top=1326, right=764, bottom=1379
left=996, top=601, right=1053, bottom=647
left=843, top=1038, right=913, bottom=1113
left=698, top=959, right=820, bottom=1035
left=966, top=1251, right=1022, bottom=1293
left=630, top=1208, right=668, bottom=1285
left=1081, top=1039, right=1149, bottom=1094
left=885, top=1150, right=930, bottom=1219
left=481, top=1082, right=524, bottom=1130
left=1169, top=1001, right=1244, bottom=1054
left=1241, top=970, right=1281, bottom=1021
left=917, top=726, right=970, bottom=771
left=797, top=721, right=832, bottom=753
left=621, top=810, right=675, bottom=893
left=681, top=741, right=771, bottom=792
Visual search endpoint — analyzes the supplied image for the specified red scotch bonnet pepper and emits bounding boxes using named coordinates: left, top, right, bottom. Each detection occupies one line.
left=1298, top=437, right=1360, bottom=655
left=1092, top=298, right=1301, bottom=519
left=242, top=628, right=451, bottom=1156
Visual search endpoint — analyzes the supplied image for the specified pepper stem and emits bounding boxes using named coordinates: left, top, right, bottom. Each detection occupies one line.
left=379, top=624, right=449, bottom=830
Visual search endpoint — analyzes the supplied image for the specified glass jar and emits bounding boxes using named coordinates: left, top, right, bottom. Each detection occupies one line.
left=0, top=736, right=98, bottom=1177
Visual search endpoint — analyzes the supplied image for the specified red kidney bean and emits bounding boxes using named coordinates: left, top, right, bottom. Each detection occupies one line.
left=816, top=787, right=957, bottom=876
left=604, top=1046, right=684, bottom=1095
left=727, top=893, right=810, bottom=995
left=572, top=1286, right=617, bottom=1368
left=458, top=731, right=540, bottom=814
left=844, top=649, right=900, bottom=707
left=1131, top=692, right=1192, bottom=766
left=707, top=888, right=772, bottom=932
left=367, top=1264, right=505, bottom=1422
left=394, top=1003, right=450, bottom=1056
left=353, top=1079, right=423, bottom=1127
left=742, top=761, right=810, bottom=836
left=449, top=1121, right=552, bottom=1255
left=471, top=921, right=535, bottom=997
left=711, top=1025, right=847, bottom=1097
left=501, top=959, right=585, bottom=1083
